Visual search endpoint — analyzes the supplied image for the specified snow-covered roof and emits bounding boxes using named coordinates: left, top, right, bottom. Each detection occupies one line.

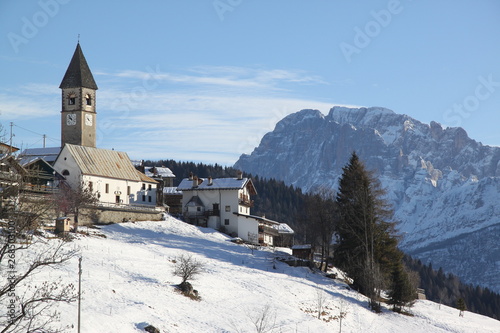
left=177, top=177, right=256, bottom=195
left=144, top=166, right=175, bottom=178
left=278, top=223, right=294, bottom=234
left=233, top=213, right=280, bottom=225
left=163, top=187, right=182, bottom=195
left=19, top=147, right=61, bottom=165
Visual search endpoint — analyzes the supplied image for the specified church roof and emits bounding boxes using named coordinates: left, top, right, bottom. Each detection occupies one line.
left=61, top=144, right=156, bottom=183
left=59, top=43, right=98, bottom=90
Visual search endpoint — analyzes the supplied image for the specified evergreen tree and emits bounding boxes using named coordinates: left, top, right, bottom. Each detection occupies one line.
left=334, top=152, right=400, bottom=311
left=387, top=262, right=416, bottom=313
left=457, top=297, right=467, bottom=317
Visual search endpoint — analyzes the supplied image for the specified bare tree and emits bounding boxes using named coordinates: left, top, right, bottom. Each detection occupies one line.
left=0, top=163, right=78, bottom=332
left=232, top=303, right=278, bottom=333
left=250, top=304, right=278, bottom=333
left=55, top=181, right=98, bottom=232
left=172, top=254, right=204, bottom=284
left=338, top=299, right=348, bottom=333
left=304, top=187, right=337, bottom=272
left=315, top=287, right=327, bottom=319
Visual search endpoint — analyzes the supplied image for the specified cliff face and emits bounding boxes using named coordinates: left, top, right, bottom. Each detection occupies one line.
left=235, top=106, right=500, bottom=292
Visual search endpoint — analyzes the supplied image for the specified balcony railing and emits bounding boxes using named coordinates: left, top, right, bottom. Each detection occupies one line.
left=258, top=224, right=279, bottom=237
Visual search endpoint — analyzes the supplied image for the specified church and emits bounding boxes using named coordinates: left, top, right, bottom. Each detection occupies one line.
left=24, top=43, right=163, bottom=223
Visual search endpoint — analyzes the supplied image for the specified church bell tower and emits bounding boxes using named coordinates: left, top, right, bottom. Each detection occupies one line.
left=60, top=43, right=98, bottom=148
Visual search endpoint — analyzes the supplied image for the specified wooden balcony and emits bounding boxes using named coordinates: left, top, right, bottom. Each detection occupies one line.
left=258, top=224, right=279, bottom=237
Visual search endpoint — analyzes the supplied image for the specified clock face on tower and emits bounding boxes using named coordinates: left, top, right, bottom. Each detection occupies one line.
left=66, top=113, right=76, bottom=126
left=85, top=114, right=93, bottom=126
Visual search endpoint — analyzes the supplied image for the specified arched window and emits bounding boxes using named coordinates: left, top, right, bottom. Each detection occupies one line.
left=62, top=170, right=70, bottom=176
left=85, top=94, right=92, bottom=106
left=68, top=94, right=76, bottom=105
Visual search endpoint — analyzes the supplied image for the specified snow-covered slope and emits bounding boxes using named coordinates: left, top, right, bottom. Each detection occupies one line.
left=23, top=218, right=500, bottom=332
left=234, top=106, right=500, bottom=293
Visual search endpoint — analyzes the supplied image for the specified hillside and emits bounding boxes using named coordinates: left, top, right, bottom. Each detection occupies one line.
left=15, top=217, right=500, bottom=332
left=234, top=106, right=500, bottom=293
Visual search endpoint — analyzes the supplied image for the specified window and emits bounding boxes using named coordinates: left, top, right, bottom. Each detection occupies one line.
left=148, top=184, right=152, bottom=190
left=197, top=207, right=201, bottom=211
left=142, top=183, right=146, bottom=190
left=68, top=93, right=76, bottom=105
left=127, top=186, right=131, bottom=195
left=88, top=181, right=93, bottom=191
left=142, top=195, right=146, bottom=202
left=224, top=219, right=230, bottom=225
left=225, top=205, right=231, bottom=212
left=85, top=94, right=92, bottom=106
left=148, top=196, right=152, bottom=202
left=105, top=184, right=109, bottom=194
left=62, top=169, right=70, bottom=176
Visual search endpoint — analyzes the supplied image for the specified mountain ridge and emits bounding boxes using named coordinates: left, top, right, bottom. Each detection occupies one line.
left=234, top=106, right=500, bottom=292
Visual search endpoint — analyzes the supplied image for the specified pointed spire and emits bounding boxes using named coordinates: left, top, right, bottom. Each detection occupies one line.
left=59, top=43, right=98, bottom=90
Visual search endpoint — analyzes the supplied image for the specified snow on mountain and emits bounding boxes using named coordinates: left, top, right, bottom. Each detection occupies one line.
left=18, top=217, right=500, bottom=332
left=234, top=106, right=500, bottom=293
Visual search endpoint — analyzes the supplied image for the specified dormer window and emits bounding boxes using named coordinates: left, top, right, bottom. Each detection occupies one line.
left=68, top=94, right=76, bottom=105
left=85, top=94, right=92, bottom=106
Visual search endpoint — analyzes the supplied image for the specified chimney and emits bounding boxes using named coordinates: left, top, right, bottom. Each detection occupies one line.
left=237, top=171, right=243, bottom=180
left=192, top=176, right=198, bottom=188
left=208, top=176, right=213, bottom=186
left=188, top=172, right=193, bottom=180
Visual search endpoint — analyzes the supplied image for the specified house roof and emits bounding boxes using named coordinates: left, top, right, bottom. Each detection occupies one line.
left=233, top=212, right=280, bottom=225
left=278, top=223, right=295, bottom=234
left=186, top=195, right=204, bottom=207
left=145, top=166, right=175, bottom=178
left=177, top=177, right=257, bottom=195
left=0, top=143, right=20, bottom=154
left=23, top=157, right=64, bottom=180
left=59, top=43, right=98, bottom=90
left=61, top=144, right=156, bottom=183
left=164, top=187, right=182, bottom=195
left=18, top=147, right=61, bottom=166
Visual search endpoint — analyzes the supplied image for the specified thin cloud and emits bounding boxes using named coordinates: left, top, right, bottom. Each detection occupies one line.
left=96, top=65, right=327, bottom=91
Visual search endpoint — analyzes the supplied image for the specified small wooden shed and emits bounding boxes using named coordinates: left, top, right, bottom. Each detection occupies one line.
left=292, top=244, right=314, bottom=260
left=55, top=217, right=71, bottom=234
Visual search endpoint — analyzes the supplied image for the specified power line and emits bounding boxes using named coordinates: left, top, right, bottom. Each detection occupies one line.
left=13, top=123, right=58, bottom=142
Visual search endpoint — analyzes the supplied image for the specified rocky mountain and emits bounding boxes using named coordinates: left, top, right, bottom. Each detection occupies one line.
left=234, top=106, right=500, bottom=292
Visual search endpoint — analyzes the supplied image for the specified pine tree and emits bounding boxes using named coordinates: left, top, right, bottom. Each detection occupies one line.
left=457, top=297, right=467, bottom=317
left=387, top=263, right=416, bottom=313
left=334, top=152, right=400, bottom=311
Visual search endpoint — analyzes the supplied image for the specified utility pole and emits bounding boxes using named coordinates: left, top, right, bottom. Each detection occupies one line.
left=78, top=257, right=82, bottom=333
left=43, top=134, right=46, bottom=148
left=9, top=122, right=13, bottom=155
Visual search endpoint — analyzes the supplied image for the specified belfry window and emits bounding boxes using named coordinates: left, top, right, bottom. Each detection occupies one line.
left=85, top=94, right=92, bottom=106
left=68, top=94, right=76, bottom=105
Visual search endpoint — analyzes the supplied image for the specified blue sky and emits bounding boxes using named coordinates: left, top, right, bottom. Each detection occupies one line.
left=1, top=0, right=499, bottom=165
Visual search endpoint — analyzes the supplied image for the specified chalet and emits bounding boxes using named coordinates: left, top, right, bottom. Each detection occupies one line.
left=144, top=166, right=176, bottom=207
left=177, top=172, right=294, bottom=246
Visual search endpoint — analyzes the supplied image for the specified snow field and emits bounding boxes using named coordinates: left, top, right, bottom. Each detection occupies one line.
left=20, top=216, right=499, bottom=332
